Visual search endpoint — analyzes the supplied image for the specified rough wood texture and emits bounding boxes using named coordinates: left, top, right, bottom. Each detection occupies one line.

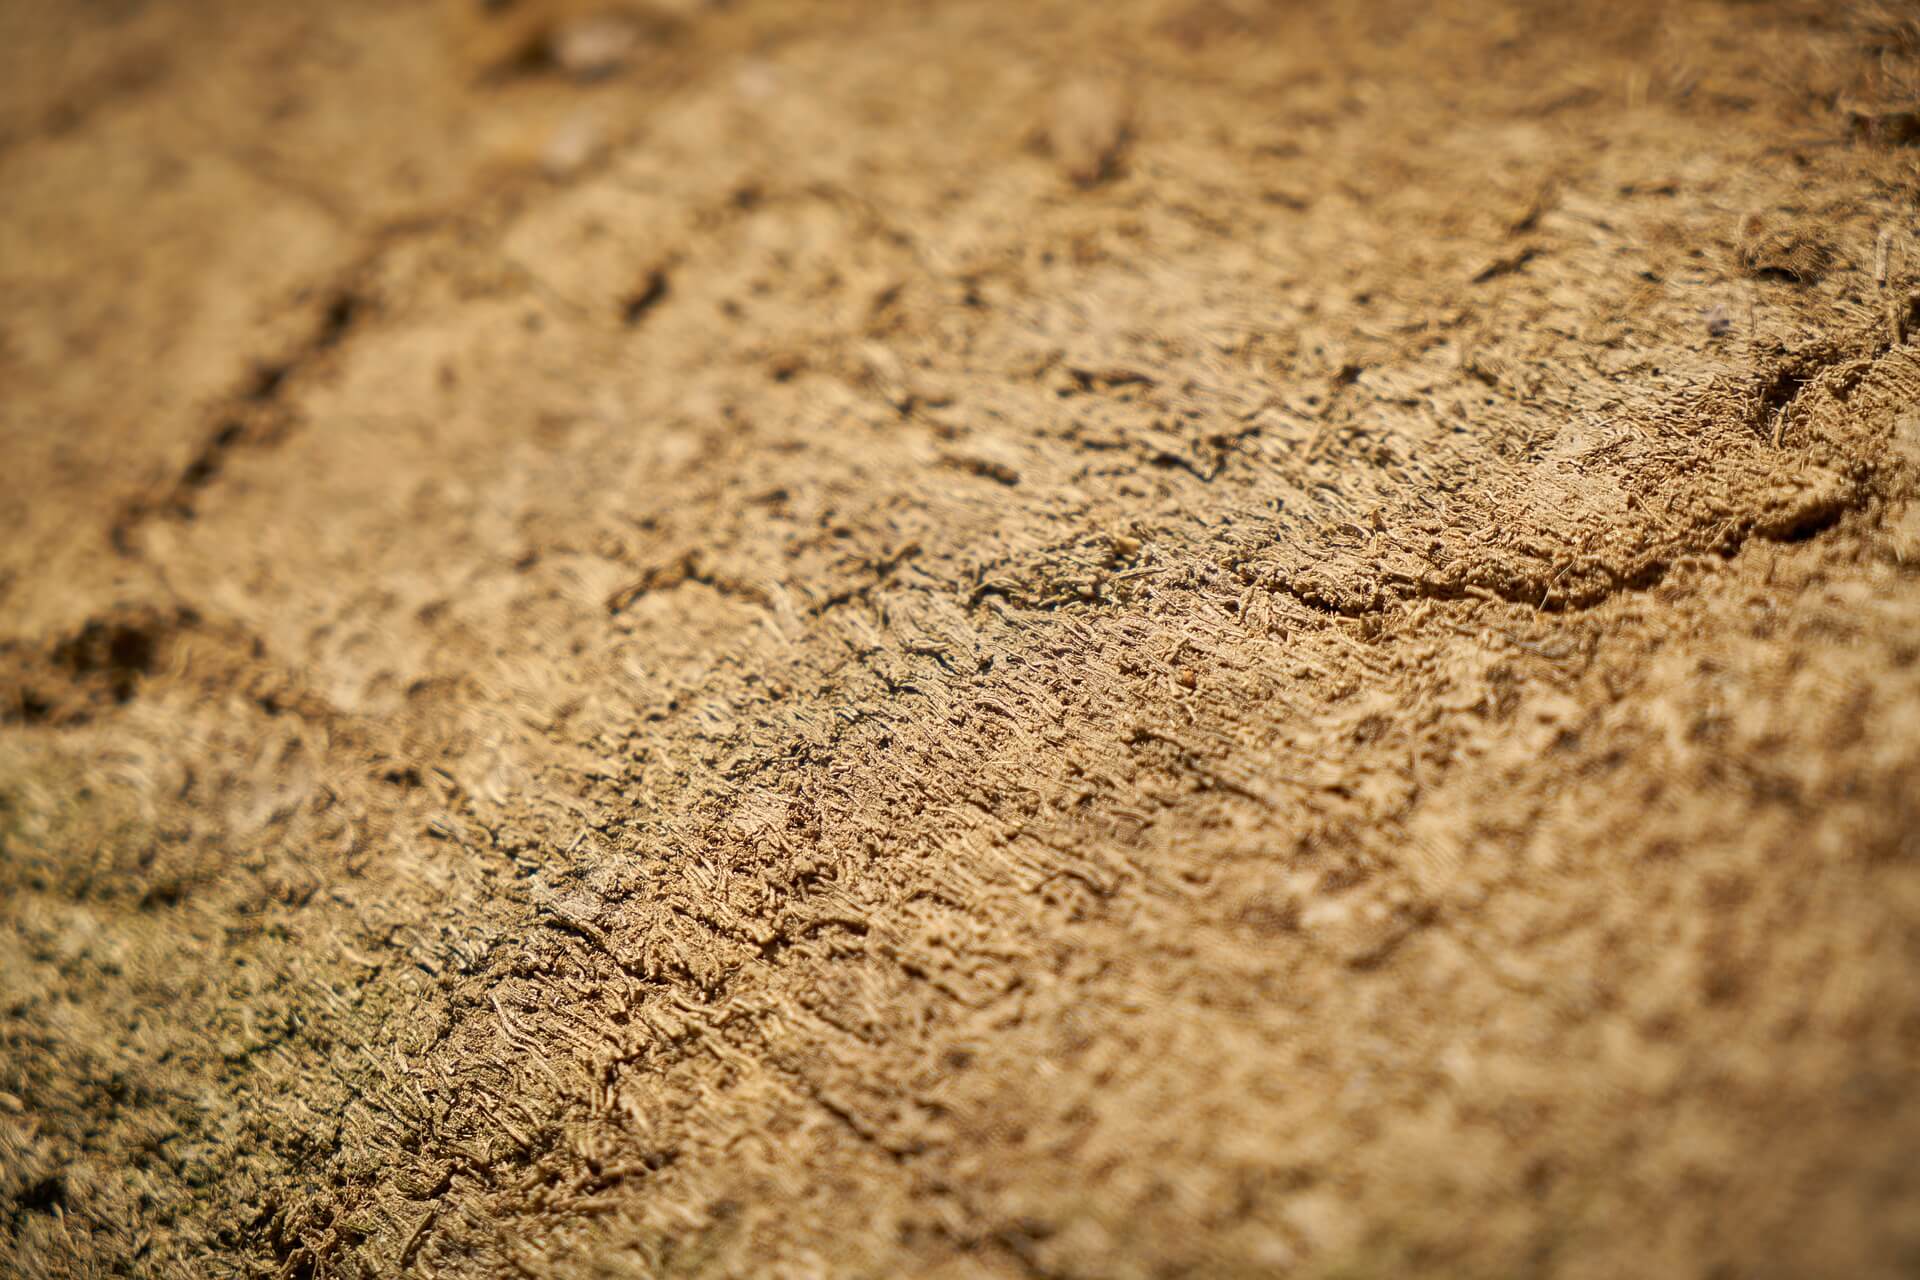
left=3, top=1, right=1919, bottom=1276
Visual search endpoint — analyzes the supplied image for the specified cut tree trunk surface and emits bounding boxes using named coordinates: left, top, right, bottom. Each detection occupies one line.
left=3, top=1, right=1919, bottom=1276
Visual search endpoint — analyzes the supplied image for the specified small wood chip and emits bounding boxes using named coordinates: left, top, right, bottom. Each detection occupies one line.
left=1048, top=77, right=1132, bottom=188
